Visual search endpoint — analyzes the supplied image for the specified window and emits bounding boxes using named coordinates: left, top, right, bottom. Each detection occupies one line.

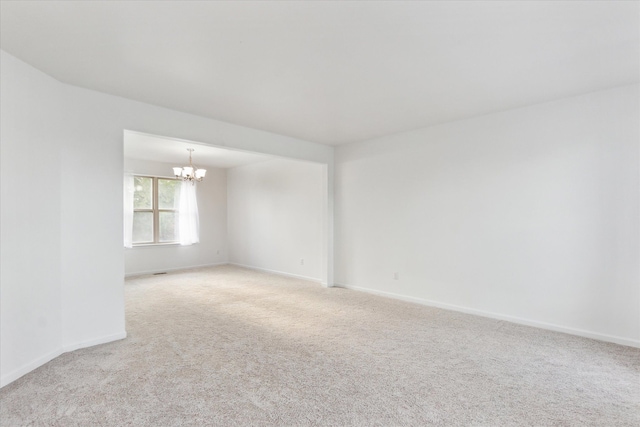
left=132, top=176, right=181, bottom=244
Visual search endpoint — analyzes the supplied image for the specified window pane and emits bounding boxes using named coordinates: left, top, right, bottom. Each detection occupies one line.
left=132, top=211, right=153, bottom=243
left=159, top=211, right=178, bottom=242
left=158, top=179, right=180, bottom=209
left=133, top=176, right=152, bottom=209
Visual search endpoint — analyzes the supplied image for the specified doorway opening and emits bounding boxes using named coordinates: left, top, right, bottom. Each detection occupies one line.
left=123, top=130, right=331, bottom=285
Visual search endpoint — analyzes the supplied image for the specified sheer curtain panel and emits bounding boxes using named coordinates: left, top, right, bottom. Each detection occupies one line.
left=123, top=174, right=134, bottom=248
left=178, top=181, right=200, bottom=245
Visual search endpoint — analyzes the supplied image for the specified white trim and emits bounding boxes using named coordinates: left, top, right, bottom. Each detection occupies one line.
left=128, top=242, right=181, bottom=248
left=61, top=331, right=127, bottom=353
left=0, top=331, right=127, bottom=388
left=123, top=171, right=178, bottom=180
left=0, top=348, right=62, bottom=388
left=335, top=283, right=640, bottom=349
left=229, top=262, right=323, bottom=284
left=125, top=262, right=228, bottom=278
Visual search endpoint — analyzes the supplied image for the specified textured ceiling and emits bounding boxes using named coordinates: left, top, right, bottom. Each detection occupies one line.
left=2, top=1, right=638, bottom=145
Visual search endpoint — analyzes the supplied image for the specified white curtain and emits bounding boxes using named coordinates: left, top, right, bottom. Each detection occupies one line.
left=178, top=181, right=200, bottom=245
left=123, top=174, right=134, bottom=248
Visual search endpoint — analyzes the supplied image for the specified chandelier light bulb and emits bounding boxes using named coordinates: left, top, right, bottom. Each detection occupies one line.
left=173, top=148, right=207, bottom=184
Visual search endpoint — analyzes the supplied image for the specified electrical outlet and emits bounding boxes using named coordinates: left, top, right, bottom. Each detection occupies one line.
left=216, top=250, right=220, bottom=255
left=393, top=272, right=399, bottom=280
left=300, top=258, right=305, bottom=265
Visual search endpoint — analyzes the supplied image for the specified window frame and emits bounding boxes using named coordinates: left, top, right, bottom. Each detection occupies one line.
left=133, top=175, right=181, bottom=246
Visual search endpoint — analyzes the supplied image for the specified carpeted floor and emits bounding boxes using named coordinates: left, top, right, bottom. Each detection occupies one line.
left=1, top=265, right=638, bottom=426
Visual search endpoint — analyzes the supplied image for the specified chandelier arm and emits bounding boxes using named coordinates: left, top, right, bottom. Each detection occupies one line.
left=174, top=148, right=204, bottom=183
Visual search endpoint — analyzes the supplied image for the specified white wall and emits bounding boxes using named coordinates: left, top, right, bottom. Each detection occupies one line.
left=228, top=159, right=326, bottom=283
left=335, top=84, right=640, bottom=347
left=0, top=49, right=333, bottom=387
left=123, top=158, right=227, bottom=276
left=0, top=48, right=65, bottom=386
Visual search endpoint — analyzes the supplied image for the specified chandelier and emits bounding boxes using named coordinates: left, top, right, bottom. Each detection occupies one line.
left=173, top=148, right=207, bottom=183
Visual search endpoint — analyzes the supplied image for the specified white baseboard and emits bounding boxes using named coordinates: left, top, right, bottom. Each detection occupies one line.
left=229, top=262, right=323, bottom=284
left=125, top=262, right=228, bottom=278
left=1, top=330, right=127, bottom=388
left=62, top=330, right=127, bottom=352
left=335, top=283, right=640, bottom=349
left=0, top=348, right=62, bottom=388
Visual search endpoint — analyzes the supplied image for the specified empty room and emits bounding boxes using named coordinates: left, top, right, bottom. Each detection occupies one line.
left=0, top=1, right=638, bottom=426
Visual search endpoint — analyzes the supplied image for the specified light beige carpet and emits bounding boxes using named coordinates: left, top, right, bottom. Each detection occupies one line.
left=1, top=265, right=638, bottom=426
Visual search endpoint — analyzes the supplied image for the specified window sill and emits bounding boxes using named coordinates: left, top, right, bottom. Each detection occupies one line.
left=128, top=242, right=181, bottom=248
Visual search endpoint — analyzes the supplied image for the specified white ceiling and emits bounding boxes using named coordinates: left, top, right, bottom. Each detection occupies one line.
left=1, top=1, right=638, bottom=146
left=124, top=131, right=274, bottom=169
